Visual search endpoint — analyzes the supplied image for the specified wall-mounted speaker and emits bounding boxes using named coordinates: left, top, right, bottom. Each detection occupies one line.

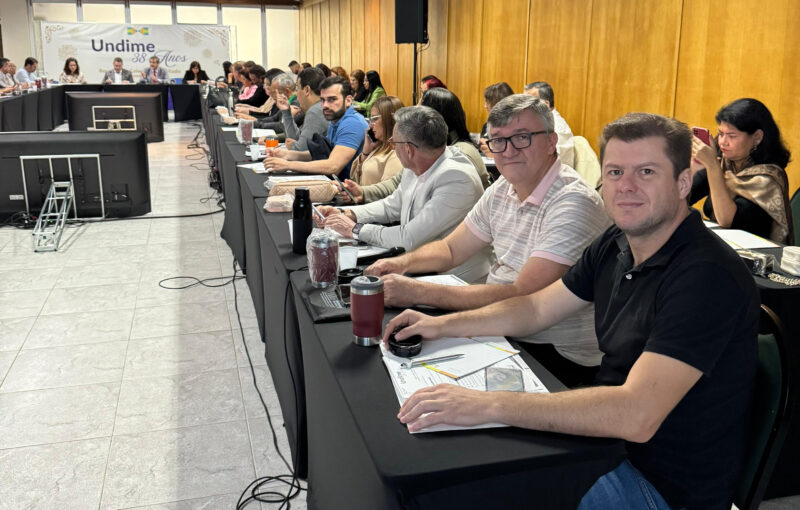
left=395, top=0, right=428, bottom=44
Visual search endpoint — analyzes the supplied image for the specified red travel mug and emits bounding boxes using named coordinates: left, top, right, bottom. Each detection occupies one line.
left=350, top=275, right=384, bottom=346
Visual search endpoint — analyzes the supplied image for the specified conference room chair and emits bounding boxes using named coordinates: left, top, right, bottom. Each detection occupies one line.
left=572, top=135, right=601, bottom=188
left=790, top=188, right=800, bottom=247
left=733, top=305, right=798, bottom=510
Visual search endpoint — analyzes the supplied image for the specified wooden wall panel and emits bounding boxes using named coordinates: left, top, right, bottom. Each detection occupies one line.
left=446, top=0, right=484, bottom=132
left=378, top=0, right=398, bottom=95
left=582, top=0, right=683, bottom=152
left=396, top=44, right=415, bottom=107
left=363, top=0, right=381, bottom=72
left=298, top=8, right=306, bottom=61
left=312, top=4, right=322, bottom=64
left=674, top=0, right=800, bottom=192
left=338, top=0, right=352, bottom=70
left=328, top=0, right=340, bottom=67
left=419, top=0, right=448, bottom=89
left=525, top=0, right=592, bottom=136
left=319, top=1, right=331, bottom=65
left=478, top=0, right=530, bottom=119
left=350, top=0, right=365, bottom=71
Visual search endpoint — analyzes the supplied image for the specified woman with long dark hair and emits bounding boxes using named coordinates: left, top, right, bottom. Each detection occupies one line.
left=350, top=69, right=368, bottom=102
left=690, top=98, right=794, bottom=243
left=183, top=61, right=209, bottom=84
left=352, top=70, right=386, bottom=113
left=235, top=66, right=268, bottom=107
left=59, top=57, right=86, bottom=84
left=421, top=87, right=491, bottom=189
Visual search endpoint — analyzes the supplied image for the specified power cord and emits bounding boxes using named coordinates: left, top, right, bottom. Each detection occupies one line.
left=233, top=260, right=306, bottom=509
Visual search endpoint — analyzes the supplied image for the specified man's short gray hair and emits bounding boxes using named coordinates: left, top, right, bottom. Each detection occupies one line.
left=393, top=106, right=448, bottom=151
left=272, top=73, right=296, bottom=90
left=487, top=94, right=554, bottom=133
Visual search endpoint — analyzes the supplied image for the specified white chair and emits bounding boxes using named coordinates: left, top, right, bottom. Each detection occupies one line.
left=572, top=135, right=601, bottom=188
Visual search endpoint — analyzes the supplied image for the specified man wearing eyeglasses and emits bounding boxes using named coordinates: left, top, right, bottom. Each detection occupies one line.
left=318, top=106, right=490, bottom=283
left=365, top=95, right=609, bottom=385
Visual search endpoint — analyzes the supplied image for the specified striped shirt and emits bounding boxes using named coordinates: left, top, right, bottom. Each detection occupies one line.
left=465, top=159, right=611, bottom=366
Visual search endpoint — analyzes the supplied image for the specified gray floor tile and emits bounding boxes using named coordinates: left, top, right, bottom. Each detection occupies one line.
left=0, top=382, right=119, bottom=449
left=0, top=437, right=109, bottom=509
left=66, top=243, right=150, bottom=264
left=239, top=365, right=282, bottom=420
left=228, top=295, right=259, bottom=330
left=114, top=369, right=245, bottom=435
left=24, top=309, right=135, bottom=349
left=233, top=327, right=267, bottom=367
left=0, top=351, right=16, bottom=384
left=0, top=267, right=63, bottom=292
left=146, top=240, right=221, bottom=261
left=0, top=317, right=35, bottom=352
left=42, top=283, right=138, bottom=315
left=123, top=493, right=243, bottom=509
left=1, top=341, right=127, bottom=392
left=130, top=302, right=231, bottom=339
left=54, top=261, right=143, bottom=288
left=101, top=422, right=255, bottom=509
left=0, top=289, right=51, bottom=320
left=124, top=330, right=238, bottom=379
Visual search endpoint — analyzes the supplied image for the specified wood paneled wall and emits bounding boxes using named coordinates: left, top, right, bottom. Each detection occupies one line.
left=298, top=0, right=800, bottom=193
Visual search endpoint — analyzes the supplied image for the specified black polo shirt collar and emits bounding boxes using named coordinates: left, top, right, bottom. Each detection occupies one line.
left=614, top=209, right=702, bottom=273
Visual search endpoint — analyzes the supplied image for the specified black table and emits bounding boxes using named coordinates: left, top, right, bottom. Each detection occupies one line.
left=290, top=271, right=625, bottom=510
left=0, top=95, right=23, bottom=131
left=36, top=87, right=54, bottom=131
left=254, top=202, right=309, bottom=478
left=104, top=83, right=169, bottom=121
left=238, top=167, right=272, bottom=337
left=219, top=132, right=250, bottom=270
left=170, top=84, right=203, bottom=121
left=22, top=92, right=38, bottom=131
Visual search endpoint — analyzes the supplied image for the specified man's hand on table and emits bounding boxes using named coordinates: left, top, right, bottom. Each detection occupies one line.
left=382, top=309, right=447, bottom=348
left=365, top=257, right=407, bottom=277
left=398, top=384, right=497, bottom=432
left=323, top=212, right=356, bottom=238
left=380, top=274, right=423, bottom=308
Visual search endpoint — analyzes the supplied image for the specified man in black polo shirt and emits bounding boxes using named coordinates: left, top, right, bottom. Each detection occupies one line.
left=385, top=112, right=758, bottom=509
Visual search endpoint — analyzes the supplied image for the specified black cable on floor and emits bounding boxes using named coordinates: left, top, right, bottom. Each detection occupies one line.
left=158, top=274, right=243, bottom=290
left=232, top=260, right=306, bottom=509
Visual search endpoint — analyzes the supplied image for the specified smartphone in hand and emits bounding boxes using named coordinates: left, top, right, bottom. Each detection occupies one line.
left=692, top=127, right=710, bottom=146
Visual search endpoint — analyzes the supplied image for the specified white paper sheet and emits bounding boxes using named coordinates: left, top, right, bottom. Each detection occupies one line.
left=711, top=228, right=779, bottom=249
left=413, top=274, right=468, bottom=286
left=383, top=336, right=518, bottom=379
left=703, top=220, right=719, bottom=228
left=287, top=221, right=391, bottom=259
left=237, top=162, right=268, bottom=173
left=221, top=126, right=238, bottom=131
left=252, top=128, right=277, bottom=137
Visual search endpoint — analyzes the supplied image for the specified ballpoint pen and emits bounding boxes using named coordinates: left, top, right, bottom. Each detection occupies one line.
left=331, top=174, right=356, bottom=203
left=311, top=204, right=325, bottom=222
left=400, top=354, right=464, bottom=369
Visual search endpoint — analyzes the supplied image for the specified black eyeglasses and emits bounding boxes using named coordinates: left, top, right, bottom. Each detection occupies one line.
left=388, top=137, right=417, bottom=148
left=486, top=130, right=550, bottom=153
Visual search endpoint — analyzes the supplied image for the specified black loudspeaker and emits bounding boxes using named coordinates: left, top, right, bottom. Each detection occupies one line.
left=395, top=0, right=428, bottom=44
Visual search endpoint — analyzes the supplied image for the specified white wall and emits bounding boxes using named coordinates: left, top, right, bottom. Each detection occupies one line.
left=0, top=0, right=32, bottom=60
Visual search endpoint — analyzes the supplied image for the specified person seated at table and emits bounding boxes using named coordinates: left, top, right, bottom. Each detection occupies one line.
left=236, top=68, right=284, bottom=115
left=301, top=62, right=312, bottom=69
left=249, top=73, right=303, bottom=135
left=182, top=61, right=209, bottom=84
left=331, top=66, right=349, bottom=82
left=288, top=60, right=301, bottom=80
left=350, top=96, right=404, bottom=186
left=221, top=60, right=232, bottom=81
left=217, top=60, right=242, bottom=89
left=316, top=63, right=332, bottom=77
left=368, top=95, right=609, bottom=384
left=386, top=112, right=758, bottom=510
left=140, top=55, right=169, bottom=84
left=350, top=69, right=368, bottom=102
left=278, top=66, right=329, bottom=152
left=15, top=57, right=38, bottom=84
left=103, top=57, right=133, bottom=84
left=421, top=87, right=491, bottom=189
left=479, top=82, right=514, bottom=157
left=524, top=81, right=575, bottom=168
left=319, top=106, right=490, bottom=282
left=263, top=76, right=368, bottom=179
left=0, top=58, right=17, bottom=93
left=58, top=57, right=86, bottom=84
left=689, top=98, right=794, bottom=244
left=331, top=88, right=494, bottom=204
left=420, top=74, right=447, bottom=93
left=234, top=66, right=268, bottom=108
left=352, top=70, right=386, bottom=114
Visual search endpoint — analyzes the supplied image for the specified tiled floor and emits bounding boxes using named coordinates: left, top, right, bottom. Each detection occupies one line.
left=0, top=121, right=306, bottom=509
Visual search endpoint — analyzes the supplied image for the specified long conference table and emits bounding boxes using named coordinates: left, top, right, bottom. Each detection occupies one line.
left=0, top=83, right=203, bottom=132
left=205, top=96, right=800, bottom=504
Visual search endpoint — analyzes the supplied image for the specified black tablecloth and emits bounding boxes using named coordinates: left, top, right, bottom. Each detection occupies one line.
left=254, top=202, right=309, bottom=478
left=36, top=87, right=54, bottom=131
left=22, top=92, right=38, bottom=131
left=238, top=167, right=272, bottom=337
left=0, top=95, right=23, bottom=131
left=170, top=84, right=202, bottom=121
left=219, top=133, right=249, bottom=269
left=289, top=271, right=625, bottom=510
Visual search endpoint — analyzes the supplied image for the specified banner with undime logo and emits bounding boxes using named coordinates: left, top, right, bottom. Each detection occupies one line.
left=40, top=22, right=231, bottom=83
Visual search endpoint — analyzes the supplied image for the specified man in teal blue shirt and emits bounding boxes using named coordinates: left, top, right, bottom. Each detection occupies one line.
left=263, top=76, right=368, bottom=179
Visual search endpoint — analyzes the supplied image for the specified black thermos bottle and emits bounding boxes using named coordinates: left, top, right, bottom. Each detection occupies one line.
left=292, top=187, right=313, bottom=254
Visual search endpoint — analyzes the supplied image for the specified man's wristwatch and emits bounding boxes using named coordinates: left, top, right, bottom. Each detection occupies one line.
left=352, top=222, right=364, bottom=240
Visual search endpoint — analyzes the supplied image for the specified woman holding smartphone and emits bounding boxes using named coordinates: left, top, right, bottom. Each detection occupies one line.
left=689, top=98, right=794, bottom=244
left=349, top=96, right=404, bottom=186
